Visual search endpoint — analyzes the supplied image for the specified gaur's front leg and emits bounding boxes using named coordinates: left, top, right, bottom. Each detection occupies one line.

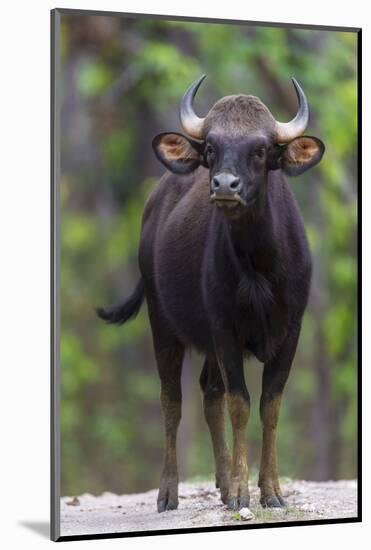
left=259, top=324, right=301, bottom=508
left=214, top=331, right=250, bottom=511
left=200, top=356, right=232, bottom=504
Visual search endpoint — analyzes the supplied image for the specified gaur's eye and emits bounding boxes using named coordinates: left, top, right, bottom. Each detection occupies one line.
left=206, top=144, right=215, bottom=158
left=254, top=147, right=266, bottom=159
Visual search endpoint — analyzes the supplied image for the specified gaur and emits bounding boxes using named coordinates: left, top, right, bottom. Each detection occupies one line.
left=97, top=75, right=325, bottom=512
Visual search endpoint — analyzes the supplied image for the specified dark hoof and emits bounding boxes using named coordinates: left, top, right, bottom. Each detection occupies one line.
left=238, top=496, right=250, bottom=509
left=227, top=495, right=250, bottom=511
left=157, top=497, right=179, bottom=513
left=221, top=493, right=229, bottom=505
left=217, top=472, right=231, bottom=503
left=157, top=475, right=179, bottom=513
left=227, top=497, right=239, bottom=511
left=261, top=495, right=285, bottom=508
left=220, top=484, right=230, bottom=505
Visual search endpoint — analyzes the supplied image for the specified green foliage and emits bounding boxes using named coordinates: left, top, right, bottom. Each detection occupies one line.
left=135, top=41, right=202, bottom=108
left=59, top=14, right=358, bottom=496
left=77, top=61, right=113, bottom=97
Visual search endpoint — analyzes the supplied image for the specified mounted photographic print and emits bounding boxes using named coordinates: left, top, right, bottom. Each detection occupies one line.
left=51, top=8, right=361, bottom=542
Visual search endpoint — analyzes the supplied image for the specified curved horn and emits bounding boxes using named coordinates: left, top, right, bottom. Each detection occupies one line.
left=274, top=78, right=309, bottom=143
left=180, top=74, right=207, bottom=139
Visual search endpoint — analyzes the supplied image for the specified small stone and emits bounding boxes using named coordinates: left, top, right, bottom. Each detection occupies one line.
left=299, top=504, right=315, bottom=512
left=66, top=496, right=80, bottom=507
left=239, top=507, right=254, bottom=520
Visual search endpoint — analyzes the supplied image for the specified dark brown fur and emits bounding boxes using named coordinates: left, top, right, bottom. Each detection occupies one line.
left=97, top=91, right=325, bottom=512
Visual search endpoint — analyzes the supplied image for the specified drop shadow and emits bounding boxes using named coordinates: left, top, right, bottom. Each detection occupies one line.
left=19, top=521, right=50, bottom=539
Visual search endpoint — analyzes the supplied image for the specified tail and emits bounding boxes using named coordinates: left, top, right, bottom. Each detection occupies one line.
left=96, top=278, right=145, bottom=326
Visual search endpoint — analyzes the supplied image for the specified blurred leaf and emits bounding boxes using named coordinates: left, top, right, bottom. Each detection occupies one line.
left=77, top=60, right=113, bottom=97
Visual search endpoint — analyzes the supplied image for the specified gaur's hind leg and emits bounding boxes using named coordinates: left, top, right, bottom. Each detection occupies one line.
left=200, top=356, right=232, bottom=504
left=259, top=324, right=301, bottom=508
left=147, top=299, right=185, bottom=513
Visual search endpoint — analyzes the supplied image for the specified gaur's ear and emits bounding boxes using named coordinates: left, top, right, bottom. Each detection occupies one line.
left=269, top=136, right=325, bottom=176
left=152, top=132, right=205, bottom=174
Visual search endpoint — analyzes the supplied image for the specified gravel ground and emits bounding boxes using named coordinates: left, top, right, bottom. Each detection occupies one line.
left=60, top=479, right=357, bottom=537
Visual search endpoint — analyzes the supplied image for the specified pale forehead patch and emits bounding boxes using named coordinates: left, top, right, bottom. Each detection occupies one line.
left=203, top=94, right=276, bottom=137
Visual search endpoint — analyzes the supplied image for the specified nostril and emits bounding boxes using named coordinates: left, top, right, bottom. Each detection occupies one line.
left=230, top=178, right=240, bottom=190
left=212, top=174, right=241, bottom=194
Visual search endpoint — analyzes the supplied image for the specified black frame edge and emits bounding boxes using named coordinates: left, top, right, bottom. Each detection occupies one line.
left=51, top=7, right=61, bottom=543
left=54, top=7, right=361, bottom=33
left=356, top=27, right=362, bottom=523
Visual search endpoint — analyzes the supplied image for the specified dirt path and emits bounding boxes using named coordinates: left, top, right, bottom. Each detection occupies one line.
left=60, top=479, right=357, bottom=537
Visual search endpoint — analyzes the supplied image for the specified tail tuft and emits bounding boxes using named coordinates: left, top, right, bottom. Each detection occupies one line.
left=96, top=278, right=145, bottom=326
